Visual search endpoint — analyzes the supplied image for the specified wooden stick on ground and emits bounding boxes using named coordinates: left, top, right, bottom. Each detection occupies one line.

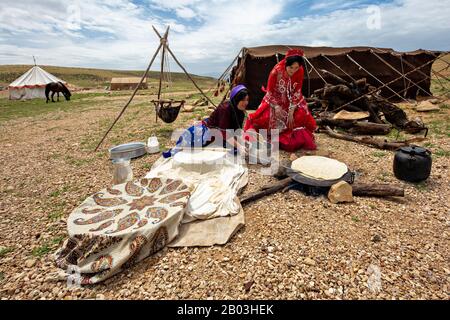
left=316, top=119, right=392, bottom=135
left=323, top=126, right=425, bottom=151
left=240, top=177, right=293, bottom=205
left=352, top=184, right=404, bottom=197
left=240, top=178, right=405, bottom=205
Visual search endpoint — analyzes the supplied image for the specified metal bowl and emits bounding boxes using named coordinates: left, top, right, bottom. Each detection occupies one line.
left=109, top=142, right=147, bottom=160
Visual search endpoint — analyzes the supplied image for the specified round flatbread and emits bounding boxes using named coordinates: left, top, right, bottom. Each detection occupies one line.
left=291, top=156, right=348, bottom=180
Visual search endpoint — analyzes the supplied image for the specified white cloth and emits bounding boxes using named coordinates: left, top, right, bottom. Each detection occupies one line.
left=146, top=150, right=248, bottom=223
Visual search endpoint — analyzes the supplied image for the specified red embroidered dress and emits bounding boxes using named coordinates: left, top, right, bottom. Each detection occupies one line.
left=244, top=49, right=317, bottom=152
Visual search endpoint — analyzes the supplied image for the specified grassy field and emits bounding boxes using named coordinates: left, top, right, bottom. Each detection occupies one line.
left=0, top=64, right=216, bottom=89
left=0, top=64, right=218, bottom=123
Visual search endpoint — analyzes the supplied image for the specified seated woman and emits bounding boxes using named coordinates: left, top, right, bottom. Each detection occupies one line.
left=163, top=85, right=249, bottom=158
left=244, top=49, right=317, bottom=152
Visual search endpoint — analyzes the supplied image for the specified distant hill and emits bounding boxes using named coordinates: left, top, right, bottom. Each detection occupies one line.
left=0, top=65, right=216, bottom=89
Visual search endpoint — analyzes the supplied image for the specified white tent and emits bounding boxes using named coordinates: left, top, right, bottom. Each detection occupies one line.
left=8, top=66, right=66, bottom=100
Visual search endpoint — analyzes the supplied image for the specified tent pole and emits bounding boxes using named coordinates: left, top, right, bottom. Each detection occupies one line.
left=370, top=49, right=431, bottom=97
left=217, top=48, right=243, bottom=83
left=157, top=26, right=170, bottom=101
left=204, top=48, right=242, bottom=98
left=94, top=42, right=163, bottom=152
left=155, top=27, right=170, bottom=122
left=400, top=55, right=408, bottom=96
left=346, top=54, right=410, bottom=103
left=153, top=25, right=217, bottom=108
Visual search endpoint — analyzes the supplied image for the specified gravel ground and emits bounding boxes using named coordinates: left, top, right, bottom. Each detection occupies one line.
left=0, top=97, right=449, bottom=300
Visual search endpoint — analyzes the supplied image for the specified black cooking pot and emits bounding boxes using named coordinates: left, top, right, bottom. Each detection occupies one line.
left=393, top=145, right=432, bottom=182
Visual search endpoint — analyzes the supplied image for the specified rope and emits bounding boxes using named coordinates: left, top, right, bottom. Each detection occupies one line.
left=384, top=64, right=450, bottom=100
left=321, top=54, right=356, bottom=82
left=370, top=49, right=430, bottom=97
left=374, top=48, right=448, bottom=92
left=346, top=54, right=409, bottom=103
left=304, top=56, right=328, bottom=85
left=334, top=57, right=438, bottom=112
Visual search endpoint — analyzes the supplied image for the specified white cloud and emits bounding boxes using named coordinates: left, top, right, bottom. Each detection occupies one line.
left=0, top=0, right=448, bottom=77
left=175, top=7, right=196, bottom=19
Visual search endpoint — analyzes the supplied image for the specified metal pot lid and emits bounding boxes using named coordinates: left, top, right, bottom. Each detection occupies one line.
left=109, top=142, right=146, bottom=153
left=109, top=142, right=147, bottom=160
left=398, top=145, right=430, bottom=155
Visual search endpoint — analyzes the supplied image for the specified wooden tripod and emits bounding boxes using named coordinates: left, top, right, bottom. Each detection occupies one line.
left=94, top=25, right=216, bottom=152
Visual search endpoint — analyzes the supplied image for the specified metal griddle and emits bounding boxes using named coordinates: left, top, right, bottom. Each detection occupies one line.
left=284, top=163, right=355, bottom=187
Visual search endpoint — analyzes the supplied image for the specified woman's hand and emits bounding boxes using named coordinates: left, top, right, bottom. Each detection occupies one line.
left=288, top=106, right=296, bottom=130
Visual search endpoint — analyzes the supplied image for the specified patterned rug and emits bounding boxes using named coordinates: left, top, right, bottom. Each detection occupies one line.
left=55, top=177, right=191, bottom=285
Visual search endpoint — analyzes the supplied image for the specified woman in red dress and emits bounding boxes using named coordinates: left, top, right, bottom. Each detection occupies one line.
left=244, top=49, right=317, bottom=152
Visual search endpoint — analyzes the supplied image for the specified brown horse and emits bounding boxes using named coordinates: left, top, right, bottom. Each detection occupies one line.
left=45, top=82, right=71, bottom=103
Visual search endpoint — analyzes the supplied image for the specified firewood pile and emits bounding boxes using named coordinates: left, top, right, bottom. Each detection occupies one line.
left=307, top=69, right=429, bottom=149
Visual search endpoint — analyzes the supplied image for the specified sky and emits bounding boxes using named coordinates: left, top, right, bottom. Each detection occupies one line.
left=0, top=0, right=449, bottom=77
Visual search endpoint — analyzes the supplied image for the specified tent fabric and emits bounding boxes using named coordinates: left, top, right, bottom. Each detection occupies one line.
left=232, top=45, right=443, bottom=109
left=243, top=45, right=434, bottom=59
left=8, top=66, right=66, bottom=100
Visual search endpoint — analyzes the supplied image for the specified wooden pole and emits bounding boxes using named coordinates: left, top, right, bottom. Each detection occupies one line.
left=165, top=45, right=217, bottom=108
left=94, top=41, right=163, bottom=151
left=152, top=25, right=218, bottom=108
left=155, top=27, right=169, bottom=122
left=157, top=27, right=170, bottom=101
left=240, top=177, right=293, bottom=205
left=240, top=178, right=405, bottom=205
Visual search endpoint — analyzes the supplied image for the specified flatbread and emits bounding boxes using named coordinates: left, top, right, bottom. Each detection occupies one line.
left=333, top=110, right=370, bottom=120
left=291, top=156, right=348, bottom=180
left=173, top=150, right=227, bottom=174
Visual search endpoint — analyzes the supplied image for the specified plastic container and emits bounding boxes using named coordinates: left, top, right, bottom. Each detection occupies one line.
left=147, top=136, right=160, bottom=154
left=112, top=158, right=133, bottom=185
